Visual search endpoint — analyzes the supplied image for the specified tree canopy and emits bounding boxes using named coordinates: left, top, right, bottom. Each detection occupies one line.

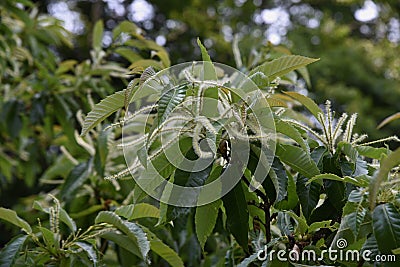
left=1, top=0, right=400, bottom=266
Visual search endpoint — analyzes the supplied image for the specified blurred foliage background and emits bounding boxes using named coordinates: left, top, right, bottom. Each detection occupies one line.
left=1, top=0, right=399, bottom=250
left=30, top=0, right=400, bottom=140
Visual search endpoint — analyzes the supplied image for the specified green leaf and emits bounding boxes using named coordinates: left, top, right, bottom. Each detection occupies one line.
left=93, top=20, right=104, bottom=50
left=332, top=215, right=372, bottom=250
left=158, top=147, right=212, bottom=224
left=276, top=144, right=320, bottom=178
left=53, top=95, right=74, bottom=140
left=0, top=151, right=14, bottom=182
left=94, top=127, right=111, bottom=177
left=354, top=158, right=368, bottom=178
left=378, top=112, right=400, bottom=129
left=173, top=149, right=213, bottom=188
left=266, top=96, right=288, bottom=107
left=138, top=137, right=193, bottom=202
left=247, top=145, right=271, bottom=188
left=137, top=145, right=148, bottom=168
left=0, top=208, right=32, bottom=234
left=13, top=0, right=35, bottom=8
left=269, top=158, right=288, bottom=203
left=237, top=253, right=259, bottom=267
left=285, top=211, right=308, bottom=235
left=100, top=232, right=143, bottom=258
left=95, top=211, right=150, bottom=261
left=249, top=55, right=319, bottom=83
left=196, top=38, right=218, bottom=115
left=249, top=71, right=268, bottom=88
left=197, top=38, right=212, bottom=62
left=356, top=145, right=389, bottom=159
left=40, top=155, right=75, bottom=182
left=158, top=147, right=213, bottom=224
left=338, top=142, right=358, bottom=162
left=308, top=220, right=335, bottom=233
left=347, top=189, right=364, bottom=203
left=283, top=91, right=322, bottom=119
left=158, top=83, right=188, bottom=124
left=372, top=203, right=400, bottom=254
left=296, top=175, right=321, bottom=219
left=141, top=226, right=184, bottom=267
left=5, top=2, right=33, bottom=25
left=69, top=205, right=104, bottom=219
left=370, top=148, right=400, bottom=209
left=112, top=21, right=140, bottom=39
left=81, top=89, right=126, bottom=136
left=38, top=226, right=56, bottom=250
left=195, top=166, right=223, bottom=250
left=277, top=213, right=294, bottom=241
left=361, top=234, right=380, bottom=260
left=114, top=47, right=142, bottom=63
left=129, top=59, right=164, bottom=70
left=306, top=173, right=363, bottom=187
left=232, top=35, right=242, bottom=68
left=2, top=100, right=22, bottom=139
left=0, top=235, right=28, bottom=267
left=75, top=242, right=98, bottom=266
left=275, top=171, right=298, bottom=210
left=60, top=160, right=93, bottom=201
left=275, top=119, right=309, bottom=152
left=151, top=138, right=192, bottom=179
left=310, top=146, right=327, bottom=166
left=153, top=49, right=171, bottom=68
left=195, top=200, right=222, bottom=250
left=125, top=38, right=167, bottom=54
left=222, top=181, right=249, bottom=252
left=115, top=203, right=160, bottom=220
left=322, top=165, right=346, bottom=212
left=157, top=178, right=174, bottom=226
left=297, top=66, right=312, bottom=87
left=56, top=59, right=78, bottom=75
left=124, top=78, right=140, bottom=110
left=345, top=208, right=367, bottom=238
